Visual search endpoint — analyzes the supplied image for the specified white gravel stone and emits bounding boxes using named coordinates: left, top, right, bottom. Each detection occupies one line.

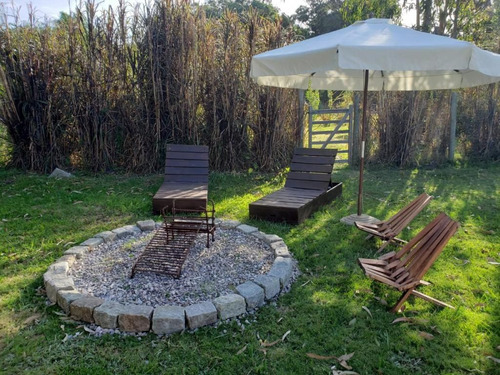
left=152, top=305, right=185, bottom=335
left=213, top=294, right=246, bottom=320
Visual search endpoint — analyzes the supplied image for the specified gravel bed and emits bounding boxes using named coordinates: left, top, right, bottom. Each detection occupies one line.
left=70, top=228, right=274, bottom=307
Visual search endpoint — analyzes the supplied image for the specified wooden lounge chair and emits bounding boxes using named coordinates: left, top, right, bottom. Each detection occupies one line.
left=249, top=148, right=342, bottom=225
left=358, top=212, right=459, bottom=312
left=354, top=193, right=433, bottom=252
left=152, top=144, right=209, bottom=214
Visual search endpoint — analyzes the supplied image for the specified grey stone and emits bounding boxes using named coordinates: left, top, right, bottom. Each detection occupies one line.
left=48, top=261, right=69, bottom=275
left=64, top=246, right=88, bottom=259
left=56, top=255, right=76, bottom=268
left=118, top=304, right=153, bottom=332
left=213, top=294, right=246, bottom=320
left=70, top=296, right=104, bottom=323
left=43, top=271, right=66, bottom=287
left=219, top=220, right=241, bottom=229
left=46, top=277, right=75, bottom=303
left=123, top=225, right=142, bottom=234
left=251, top=231, right=266, bottom=241
left=95, top=231, right=117, bottom=243
left=57, top=290, right=83, bottom=314
left=236, top=281, right=265, bottom=309
left=112, top=226, right=137, bottom=239
left=152, top=305, right=185, bottom=335
left=237, top=224, right=258, bottom=234
left=80, top=237, right=103, bottom=250
left=185, top=301, right=217, bottom=330
left=49, top=168, right=72, bottom=178
left=267, top=257, right=293, bottom=287
left=94, top=301, right=126, bottom=329
left=253, top=275, right=281, bottom=300
left=271, top=241, right=290, bottom=258
left=261, top=233, right=283, bottom=244
left=137, top=220, right=156, bottom=232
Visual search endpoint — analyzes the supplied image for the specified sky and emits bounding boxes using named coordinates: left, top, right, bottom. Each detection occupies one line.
left=1, top=0, right=309, bottom=22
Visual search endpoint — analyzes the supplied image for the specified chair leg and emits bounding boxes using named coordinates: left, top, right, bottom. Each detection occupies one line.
left=390, top=289, right=414, bottom=313
left=411, top=290, right=454, bottom=309
left=376, top=240, right=391, bottom=254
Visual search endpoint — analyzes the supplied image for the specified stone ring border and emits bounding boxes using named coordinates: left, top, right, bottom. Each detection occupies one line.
left=43, top=219, right=295, bottom=335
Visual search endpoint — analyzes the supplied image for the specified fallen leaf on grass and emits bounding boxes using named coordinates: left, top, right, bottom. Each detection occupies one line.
left=23, top=313, right=42, bottom=326
left=73, top=201, right=83, bottom=205
left=348, top=318, right=356, bottom=326
left=362, top=306, right=372, bottom=318
left=306, top=353, right=337, bottom=360
left=486, top=356, right=500, bottom=364
left=236, top=344, right=247, bottom=355
left=374, top=297, right=387, bottom=305
left=331, top=370, right=360, bottom=375
left=260, top=339, right=281, bottom=347
left=418, top=331, right=434, bottom=340
left=83, top=326, right=95, bottom=334
left=392, top=317, right=413, bottom=324
left=282, top=330, right=291, bottom=341
left=487, top=261, right=500, bottom=265
left=62, top=333, right=69, bottom=343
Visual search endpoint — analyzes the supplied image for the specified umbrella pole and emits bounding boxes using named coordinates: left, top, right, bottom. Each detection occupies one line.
left=357, top=70, right=369, bottom=216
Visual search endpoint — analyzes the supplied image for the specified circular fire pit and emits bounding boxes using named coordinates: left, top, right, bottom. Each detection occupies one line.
left=44, top=219, right=297, bottom=335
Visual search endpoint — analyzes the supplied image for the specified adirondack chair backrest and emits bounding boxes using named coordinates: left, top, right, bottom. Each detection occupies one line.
left=385, top=193, right=433, bottom=235
left=284, top=148, right=337, bottom=191
left=390, top=213, right=459, bottom=289
left=164, top=144, right=209, bottom=184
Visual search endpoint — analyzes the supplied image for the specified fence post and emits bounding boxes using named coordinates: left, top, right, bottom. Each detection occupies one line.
left=348, top=104, right=353, bottom=164
left=352, top=93, right=360, bottom=164
left=449, top=92, right=458, bottom=161
left=298, top=89, right=305, bottom=147
left=308, top=104, right=313, bottom=148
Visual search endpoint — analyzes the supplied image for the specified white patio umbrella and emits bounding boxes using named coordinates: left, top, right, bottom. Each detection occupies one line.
left=250, top=18, right=500, bottom=221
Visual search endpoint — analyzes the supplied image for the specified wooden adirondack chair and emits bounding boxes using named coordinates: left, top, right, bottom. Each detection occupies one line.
left=354, top=193, right=433, bottom=252
left=249, top=148, right=343, bottom=224
left=152, top=144, right=209, bottom=214
left=358, top=212, right=459, bottom=313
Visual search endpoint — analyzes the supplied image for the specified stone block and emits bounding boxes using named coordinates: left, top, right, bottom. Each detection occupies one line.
left=118, top=304, right=153, bottom=332
left=49, top=168, right=72, bottom=178
left=261, top=233, right=283, bottom=244
left=270, top=241, right=290, bottom=258
left=57, top=290, right=83, bottom=314
left=94, top=301, right=126, bottom=329
left=112, top=226, right=136, bottom=239
left=152, top=305, right=185, bottom=335
left=236, top=281, right=265, bottom=309
left=80, top=237, right=103, bottom=250
left=64, top=246, right=88, bottom=259
left=237, top=224, right=258, bottom=234
left=137, top=220, right=156, bottom=232
left=43, top=271, right=66, bottom=288
left=253, top=275, right=281, bottom=300
left=267, top=257, right=293, bottom=287
left=95, top=231, right=117, bottom=243
left=56, top=255, right=76, bottom=268
left=123, top=225, right=141, bottom=234
left=46, top=277, right=75, bottom=303
left=213, top=294, right=246, bottom=320
left=219, top=220, right=241, bottom=229
left=251, top=231, right=266, bottom=241
left=185, top=302, right=217, bottom=330
left=70, top=296, right=104, bottom=323
left=48, top=261, right=69, bottom=275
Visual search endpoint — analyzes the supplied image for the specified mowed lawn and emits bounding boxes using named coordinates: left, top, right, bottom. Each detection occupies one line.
left=0, top=163, right=499, bottom=374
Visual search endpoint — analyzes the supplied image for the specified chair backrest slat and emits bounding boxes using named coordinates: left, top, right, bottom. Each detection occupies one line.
left=285, top=148, right=337, bottom=191
left=385, top=193, right=432, bottom=233
left=164, top=144, right=209, bottom=183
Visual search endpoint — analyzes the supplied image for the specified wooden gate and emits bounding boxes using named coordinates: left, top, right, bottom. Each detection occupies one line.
left=307, top=105, right=353, bottom=164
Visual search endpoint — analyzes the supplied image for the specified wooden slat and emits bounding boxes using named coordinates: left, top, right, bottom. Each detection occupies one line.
left=293, top=148, right=337, bottom=157
left=286, top=172, right=332, bottom=182
left=167, top=151, right=209, bottom=160
left=166, top=159, right=208, bottom=168
left=164, top=167, right=208, bottom=176
left=291, top=155, right=334, bottom=165
left=310, top=130, right=350, bottom=135
left=290, top=163, right=333, bottom=173
left=167, top=144, right=209, bottom=153
left=285, top=180, right=329, bottom=190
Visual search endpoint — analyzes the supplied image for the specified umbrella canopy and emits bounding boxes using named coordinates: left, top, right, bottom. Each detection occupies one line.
left=251, top=18, right=500, bottom=91
left=250, top=18, right=500, bottom=217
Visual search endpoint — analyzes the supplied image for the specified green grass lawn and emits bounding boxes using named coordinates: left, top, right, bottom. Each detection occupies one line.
left=0, top=164, right=499, bottom=374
